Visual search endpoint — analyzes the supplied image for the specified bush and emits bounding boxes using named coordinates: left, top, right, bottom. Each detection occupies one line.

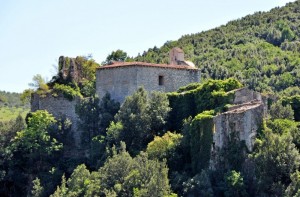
left=53, top=84, right=82, bottom=101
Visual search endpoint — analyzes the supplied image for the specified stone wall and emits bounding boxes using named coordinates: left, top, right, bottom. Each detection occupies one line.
left=208, top=88, right=266, bottom=169
left=213, top=101, right=264, bottom=152
left=31, top=93, right=81, bottom=146
left=96, top=66, right=200, bottom=103
left=231, top=87, right=262, bottom=104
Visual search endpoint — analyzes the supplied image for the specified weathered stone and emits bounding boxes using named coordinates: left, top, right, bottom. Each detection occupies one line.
left=213, top=101, right=264, bottom=152
left=59, top=56, right=83, bottom=83
left=96, top=65, right=200, bottom=103
left=31, top=93, right=81, bottom=146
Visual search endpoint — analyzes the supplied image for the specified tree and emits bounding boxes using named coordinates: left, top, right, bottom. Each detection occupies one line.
left=20, top=89, right=34, bottom=105
left=104, top=49, right=128, bottom=64
left=31, top=178, right=44, bottom=197
left=29, top=74, right=49, bottom=91
left=182, top=170, right=214, bottom=197
left=285, top=171, right=300, bottom=197
left=108, top=88, right=170, bottom=154
left=146, top=131, right=183, bottom=172
left=147, top=91, right=171, bottom=135
left=99, top=93, right=120, bottom=131
left=147, top=131, right=183, bottom=161
left=76, top=96, right=101, bottom=147
left=97, top=143, right=172, bottom=196
left=51, top=143, right=174, bottom=196
left=253, top=131, right=300, bottom=196
left=269, top=100, right=294, bottom=120
left=11, top=110, right=62, bottom=162
left=224, top=170, right=248, bottom=197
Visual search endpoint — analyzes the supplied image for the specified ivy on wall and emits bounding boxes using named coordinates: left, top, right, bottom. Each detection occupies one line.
left=184, top=110, right=215, bottom=174
left=167, top=78, right=242, bottom=131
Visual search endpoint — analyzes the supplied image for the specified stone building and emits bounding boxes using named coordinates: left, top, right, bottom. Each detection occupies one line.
left=96, top=48, right=200, bottom=103
left=212, top=88, right=265, bottom=152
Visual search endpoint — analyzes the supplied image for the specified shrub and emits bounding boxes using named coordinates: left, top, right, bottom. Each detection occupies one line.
left=53, top=84, right=82, bottom=101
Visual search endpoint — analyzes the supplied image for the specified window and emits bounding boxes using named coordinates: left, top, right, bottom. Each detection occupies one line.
left=159, top=75, right=164, bottom=86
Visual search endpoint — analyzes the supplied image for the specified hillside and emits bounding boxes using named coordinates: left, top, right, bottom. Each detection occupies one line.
left=135, top=0, right=300, bottom=93
left=0, top=91, right=29, bottom=122
left=1, top=2, right=300, bottom=197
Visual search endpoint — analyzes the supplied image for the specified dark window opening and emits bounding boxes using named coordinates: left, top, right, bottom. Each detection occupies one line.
left=159, top=75, right=164, bottom=86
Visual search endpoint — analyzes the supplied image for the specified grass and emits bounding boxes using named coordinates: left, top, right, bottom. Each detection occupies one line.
left=0, top=106, right=29, bottom=122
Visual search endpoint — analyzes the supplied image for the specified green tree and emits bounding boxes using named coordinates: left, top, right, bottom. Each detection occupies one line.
left=108, top=88, right=170, bottom=154
left=29, top=74, right=49, bottom=91
left=31, top=178, right=44, bottom=197
left=76, top=96, right=101, bottom=147
left=11, top=110, right=62, bottom=163
left=99, top=93, right=120, bottom=131
left=147, top=131, right=183, bottom=160
left=97, top=143, right=172, bottom=196
left=182, top=170, right=214, bottom=197
left=104, top=49, right=128, bottom=64
left=285, top=171, right=300, bottom=197
left=269, top=100, right=294, bottom=120
left=66, top=164, right=91, bottom=196
left=253, top=131, right=300, bottom=196
left=224, top=170, right=248, bottom=197
left=147, top=91, right=171, bottom=135
left=8, top=110, right=62, bottom=196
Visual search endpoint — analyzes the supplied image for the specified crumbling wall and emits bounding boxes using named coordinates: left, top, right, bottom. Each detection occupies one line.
left=213, top=101, right=264, bottom=152
left=58, top=56, right=83, bottom=83
left=231, top=87, right=262, bottom=104
left=209, top=88, right=265, bottom=169
left=31, top=93, right=81, bottom=146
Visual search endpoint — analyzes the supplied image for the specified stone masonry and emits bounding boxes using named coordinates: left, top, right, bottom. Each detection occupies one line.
left=31, top=93, right=81, bottom=146
left=211, top=87, right=265, bottom=161
left=96, top=47, right=200, bottom=103
left=96, top=64, right=200, bottom=103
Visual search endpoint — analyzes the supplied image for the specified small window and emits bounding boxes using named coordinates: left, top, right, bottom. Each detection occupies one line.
left=159, top=75, right=164, bottom=86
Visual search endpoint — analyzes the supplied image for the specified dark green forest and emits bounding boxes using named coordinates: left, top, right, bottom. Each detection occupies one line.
left=1, top=1, right=300, bottom=196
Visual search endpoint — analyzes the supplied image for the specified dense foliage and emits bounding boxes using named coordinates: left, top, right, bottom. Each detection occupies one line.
left=167, top=78, right=241, bottom=130
left=134, top=1, right=300, bottom=93
left=2, top=1, right=300, bottom=196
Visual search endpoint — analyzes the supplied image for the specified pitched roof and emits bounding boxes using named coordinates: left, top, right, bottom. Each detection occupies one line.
left=97, top=61, right=198, bottom=70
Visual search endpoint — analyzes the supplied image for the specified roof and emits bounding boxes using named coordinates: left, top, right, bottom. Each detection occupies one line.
left=97, top=61, right=198, bottom=70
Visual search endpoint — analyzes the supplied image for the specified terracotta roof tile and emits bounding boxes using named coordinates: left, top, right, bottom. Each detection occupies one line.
left=97, top=62, right=198, bottom=70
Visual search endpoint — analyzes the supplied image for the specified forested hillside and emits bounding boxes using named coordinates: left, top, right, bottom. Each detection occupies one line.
left=1, top=1, right=300, bottom=197
left=135, top=0, right=300, bottom=93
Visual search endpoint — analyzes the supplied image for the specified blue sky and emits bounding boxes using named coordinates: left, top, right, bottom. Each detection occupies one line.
left=0, top=0, right=295, bottom=93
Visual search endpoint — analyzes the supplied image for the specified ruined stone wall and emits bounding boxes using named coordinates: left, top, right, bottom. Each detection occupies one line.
left=231, top=87, right=262, bottom=104
left=31, top=93, right=81, bottom=146
left=213, top=101, right=264, bottom=152
left=96, top=66, right=200, bottom=103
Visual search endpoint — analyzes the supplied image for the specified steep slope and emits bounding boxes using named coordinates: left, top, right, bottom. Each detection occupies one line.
left=134, top=0, right=300, bottom=93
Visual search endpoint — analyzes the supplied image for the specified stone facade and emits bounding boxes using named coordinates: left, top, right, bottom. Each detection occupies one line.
left=96, top=64, right=200, bottom=103
left=31, top=93, right=81, bottom=146
left=96, top=47, right=200, bottom=103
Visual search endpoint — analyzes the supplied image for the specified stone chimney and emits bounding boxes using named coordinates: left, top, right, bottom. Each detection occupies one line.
left=169, top=47, right=184, bottom=65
